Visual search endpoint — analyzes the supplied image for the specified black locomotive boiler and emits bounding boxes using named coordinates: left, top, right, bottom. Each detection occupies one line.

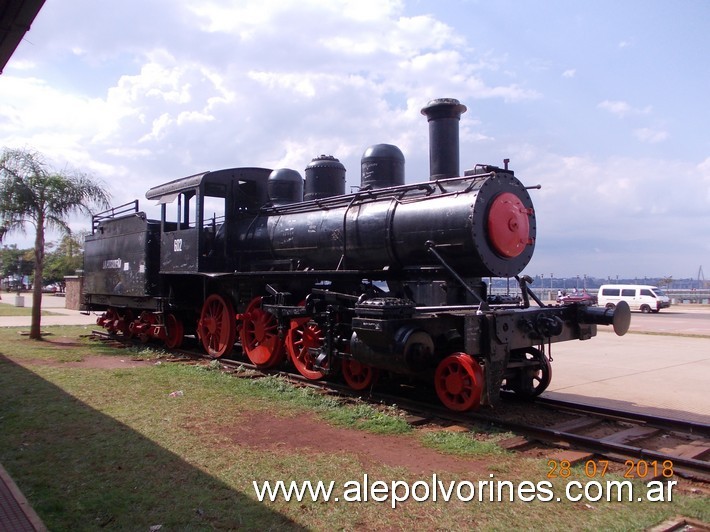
left=83, top=98, right=630, bottom=411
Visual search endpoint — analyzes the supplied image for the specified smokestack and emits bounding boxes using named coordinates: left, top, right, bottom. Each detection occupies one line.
left=420, top=98, right=467, bottom=180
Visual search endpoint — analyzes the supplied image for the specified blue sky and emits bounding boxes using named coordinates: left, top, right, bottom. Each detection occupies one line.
left=1, top=0, right=708, bottom=279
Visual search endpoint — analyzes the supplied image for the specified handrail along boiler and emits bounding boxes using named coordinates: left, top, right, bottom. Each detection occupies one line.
left=83, top=98, right=630, bottom=411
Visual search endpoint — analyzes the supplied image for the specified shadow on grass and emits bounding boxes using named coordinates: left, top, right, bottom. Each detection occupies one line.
left=0, top=354, right=307, bottom=530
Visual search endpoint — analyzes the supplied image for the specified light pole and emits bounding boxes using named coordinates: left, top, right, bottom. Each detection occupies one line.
left=17, top=258, right=23, bottom=294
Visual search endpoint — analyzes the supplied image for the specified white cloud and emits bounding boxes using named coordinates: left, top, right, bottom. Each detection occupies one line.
left=634, top=127, right=668, bottom=143
left=248, top=71, right=321, bottom=98
left=2, top=59, right=35, bottom=71
left=521, top=152, right=710, bottom=276
left=0, top=76, right=115, bottom=157
left=598, top=100, right=652, bottom=117
left=185, top=0, right=405, bottom=36
left=562, top=69, right=576, bottom=78
left=699, top=157, right=710, bottom=203
left=699, top=157, right=710, bottom=176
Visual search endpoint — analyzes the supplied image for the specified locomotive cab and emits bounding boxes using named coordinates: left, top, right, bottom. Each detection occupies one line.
left=146, top=167, right=271, bottom=273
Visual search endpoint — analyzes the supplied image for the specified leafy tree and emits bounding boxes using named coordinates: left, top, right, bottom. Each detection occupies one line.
left=43, top=233, right=87, bottom=286
left=0, top=244, right=24, bottom=280
left=0, top=245, right=34, bottom=290
left=0, top=148, right=110, bottom=339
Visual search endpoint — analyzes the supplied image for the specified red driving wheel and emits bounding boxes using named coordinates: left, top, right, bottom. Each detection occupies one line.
left=164, top=313, right=184, bottom=349
left=434, top=353, right=484, bottom=411
left=100, top=308, right=118, bottom=334
left=122, top=310, right=135, bottom=339
left=197, top=294, right=237, bottom=358
left=342, top=359, right=378, bottom=391
left=286, top=315, right=326, bottom=380
left=239, top=296, right=285, bottom=368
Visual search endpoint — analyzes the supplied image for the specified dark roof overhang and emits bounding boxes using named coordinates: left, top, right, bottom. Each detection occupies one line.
left=0, top=0, right=46, bottom=74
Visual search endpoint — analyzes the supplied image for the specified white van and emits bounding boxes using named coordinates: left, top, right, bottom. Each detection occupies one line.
left=597, top=284, right=671, bottom=313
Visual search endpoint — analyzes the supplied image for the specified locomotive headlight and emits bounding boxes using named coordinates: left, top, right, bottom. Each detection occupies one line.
left=487, top=192, right=535, bottom=258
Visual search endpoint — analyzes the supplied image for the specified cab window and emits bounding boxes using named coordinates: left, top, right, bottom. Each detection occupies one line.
left=203, top=191, right=226, bottom=229
left=164, top=190, right=196, bottom=231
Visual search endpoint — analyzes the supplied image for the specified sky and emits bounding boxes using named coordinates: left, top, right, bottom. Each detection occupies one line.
left=1, top=0, right=709, bottom=280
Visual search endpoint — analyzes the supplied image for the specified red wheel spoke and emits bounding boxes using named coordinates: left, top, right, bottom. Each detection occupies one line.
left=434, top=353, right=483, bottom=411
left=100, top=308, right=119, bottom=334
left=286, top=312, right=325, bottom=380
left=164, top=313, right=184, bottom=349
left=239, top=296, right=285, bottom=368
left=123, top=310, right=135, bottom=339
left=342, top=359, right=378, bottom=391
left=197, top=294, right=236, bottom=358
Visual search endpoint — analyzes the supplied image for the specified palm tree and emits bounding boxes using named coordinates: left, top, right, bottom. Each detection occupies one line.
left=0, top=148, right=110, bottom=339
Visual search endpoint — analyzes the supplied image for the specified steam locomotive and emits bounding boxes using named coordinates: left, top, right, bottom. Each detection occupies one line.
left=83, top=98, right=630, bottom=411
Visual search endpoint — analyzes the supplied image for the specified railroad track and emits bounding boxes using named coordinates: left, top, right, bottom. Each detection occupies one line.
left=329, top=379, right=710, bottom=481
left=514, top=397, right=710, bottom=481
left=91, top=331, right=710, bottom=481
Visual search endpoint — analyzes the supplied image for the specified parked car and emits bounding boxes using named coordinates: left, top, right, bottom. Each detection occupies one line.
left=597, top=284, right=670, bottom=313
left=556, top=289, right=597, bottom=306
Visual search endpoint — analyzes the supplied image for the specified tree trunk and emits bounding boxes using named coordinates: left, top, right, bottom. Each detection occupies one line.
left=30, top=218, right=45, bottom=339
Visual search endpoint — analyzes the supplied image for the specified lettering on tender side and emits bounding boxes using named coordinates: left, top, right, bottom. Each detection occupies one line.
left=102, top=258, right=122, bottom=269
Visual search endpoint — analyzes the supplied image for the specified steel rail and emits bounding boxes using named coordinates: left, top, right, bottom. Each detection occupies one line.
left=535, top=396, right=710, bottom=437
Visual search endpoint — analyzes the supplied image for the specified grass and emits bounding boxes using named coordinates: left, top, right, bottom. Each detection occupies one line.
left=419, top=430, right=510, bottom=457
left=245, top=374, right=412, bottom=434
left=0, top=325, right=708, bottom=530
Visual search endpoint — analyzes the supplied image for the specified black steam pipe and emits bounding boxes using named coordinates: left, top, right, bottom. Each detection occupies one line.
left=420, top=98, right=467, bottom=180
left=578, top=300, right=631, bottom=336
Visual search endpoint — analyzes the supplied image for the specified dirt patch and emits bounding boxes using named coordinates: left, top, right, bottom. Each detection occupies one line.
left=208, top=411, right=493, bottom=476
left=62, top=355, right=155, bottom=369
left=19, top=354, right=155, bottom=369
